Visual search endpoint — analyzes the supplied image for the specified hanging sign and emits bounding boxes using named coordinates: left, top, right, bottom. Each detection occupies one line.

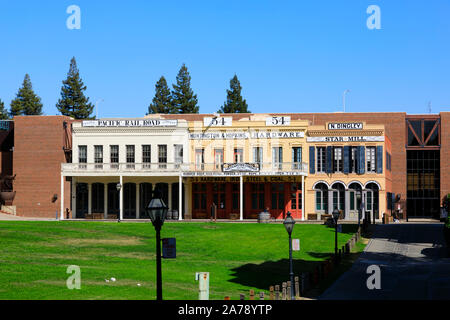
left=82, top=119, right=178, bottom=127
left=306, top=136, right=384, bottom=142
left=223, top=163, right=260, bottom=172
left=162, top=238, right=176, bottom=259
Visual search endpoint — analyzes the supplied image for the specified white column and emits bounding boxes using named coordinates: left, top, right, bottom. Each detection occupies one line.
left=168, top=182, right=173, bottom=211
left=71, top=177, right=76, bottom=219
left=88, top=183, right=92, bottom=215
left=301, top=175, right=305, bottom=221
left=179, top=175, right=183, bottom=220
left=60, top=174, right=64, bottom=220
left=328, top=189, right=333, bottom=215
left=345, top=189, right=350, bottom=221
left=104, top=183, right=108, bottom=219
left=119, top=176, right=123, bottom=220
left=136, top=183, right=140, bottom=219
left=240, top=175, right=243, bottom=220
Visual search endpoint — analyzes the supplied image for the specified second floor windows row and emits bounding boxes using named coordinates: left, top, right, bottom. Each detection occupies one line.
left=77, top=144, right=183, bottom=164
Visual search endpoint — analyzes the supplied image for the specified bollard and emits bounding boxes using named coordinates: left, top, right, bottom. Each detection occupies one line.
left=259, top=292, right=265, bottom=300
left=282, top=282, right=287, bottom=300
left=286, top=281, right=291, bottom=300
left=249, top=289, right=255, bottom=300
left=239, top=294, right=245, bottom=300
left=195, top=272, right=210, bottom=300
left=295, top=276, right=300, bottom=299
left=275, top=285, right=280, bottom=300
left=269, top=286, right=274, bottom=300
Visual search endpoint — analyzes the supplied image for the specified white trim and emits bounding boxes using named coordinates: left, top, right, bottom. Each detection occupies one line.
left=330, top=181, right=347, bottom=189
left=347, top=181, right=364, bottom=189
left=364, top=180, right=381, bottom=190
left=312, top=180, right=330, bottom=189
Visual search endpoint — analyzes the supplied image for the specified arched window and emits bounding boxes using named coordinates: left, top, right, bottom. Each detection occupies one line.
left=315, top=183, right=328, bottom=212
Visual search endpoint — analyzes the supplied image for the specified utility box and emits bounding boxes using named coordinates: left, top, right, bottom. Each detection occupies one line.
left=195, top=272, right=210, bottom=300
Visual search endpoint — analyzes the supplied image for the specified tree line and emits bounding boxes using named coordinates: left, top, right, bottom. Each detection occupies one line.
left=0, top=58, right=250, bottom=120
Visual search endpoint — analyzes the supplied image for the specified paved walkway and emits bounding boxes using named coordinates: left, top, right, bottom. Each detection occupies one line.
left=0, top=212, right=56, bottom=221
left=319, top=223, right=450, bottom=300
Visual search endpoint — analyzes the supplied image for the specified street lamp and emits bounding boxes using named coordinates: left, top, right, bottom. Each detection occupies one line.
left=116, top=183, right=122, bottom=223
left=283, top=211, right=296, bottom=300
left=146, top=190, right=168, bottom=301
left=332, top=207, right=340, bottom=258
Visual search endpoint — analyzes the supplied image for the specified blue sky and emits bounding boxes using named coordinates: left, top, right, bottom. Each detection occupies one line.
left=0, top=0, right=449, bottom=117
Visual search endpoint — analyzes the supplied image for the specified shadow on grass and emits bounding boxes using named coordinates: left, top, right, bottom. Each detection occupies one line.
left=228, top=258, right=324, bottom=291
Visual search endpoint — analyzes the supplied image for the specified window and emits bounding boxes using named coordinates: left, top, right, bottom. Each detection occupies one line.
left=94, top=145, right=103, bottom=169
left=212, top=183, right=226, bottom=210
left=79, top=145, right=87, bottom=169
left=333, top=147, right=343, bottom=173
left=193, top=183, right=207, bottom=210
left=366, top=147, right=376, bottom=173
left=350, top=147, right=358, bottom=173
left=214, top=149, right=223, bottom=170
left=234, top=148, right=243, bottom=163
left=158, top=145, right=167, bottom=169
left=316, top=147, right=326, bottom=173
left=253, top=147, right=263, bottom=166
left=126, top=145, right=135, bottom=169
left=272, top=147, right=283, bottom=170
left=142, top=145, right=151, bottom=169
left=251, top=183, right=265, bottom=210
left=110, top=145, right=119, bottom=169
left=315, top=183, right=328, bottom=212
left=232, top=184, right=240, bottom=210
left=174, top=145, right=183, bottom=169
left=292, top=147, right=302, bottom=170
left=195, top=148, right=204, bottom=170
left=271, top=183, right=285, bottom=210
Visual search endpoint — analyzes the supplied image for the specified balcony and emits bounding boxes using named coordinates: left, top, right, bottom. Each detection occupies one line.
left=61, top=162, right=308, bottom=176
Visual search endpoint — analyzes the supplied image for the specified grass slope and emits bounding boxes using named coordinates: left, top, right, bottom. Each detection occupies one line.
left=0, top=221, right=364, bottom=300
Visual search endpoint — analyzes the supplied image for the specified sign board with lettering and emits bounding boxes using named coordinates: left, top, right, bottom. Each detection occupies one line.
left=189, top=131, right=305, bottom=140
left=223, top=163, right=260, bottom=172
left=266, top=116, right=291, bottom=126
left=328, top=122, right=363, bottom=130
left=203, top=117, right=232, bottom=127
left=162, top=238, right=176, bottom=259
left=82, top=119, right=178, bottom=127
left=306, top=136, right=384, bottom=142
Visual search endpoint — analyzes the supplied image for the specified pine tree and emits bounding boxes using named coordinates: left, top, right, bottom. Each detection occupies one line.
left=148, top=76, right=176, bottom=114
left=10, top=74, right=43, bottom=116
left=56, top=57, right=94, bottom=119
left=172, top=64, right=199, bottom=114
left=0, top=99, right=9, bottom=120
left=218, top=75, right=250, bottom=113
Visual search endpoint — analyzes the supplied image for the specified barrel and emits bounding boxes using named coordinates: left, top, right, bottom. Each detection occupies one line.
left=166, top=210, right=172, bottom=220
left=172, top=210, right=179, bottom=220
left=258, top=211, right=270, bottom=223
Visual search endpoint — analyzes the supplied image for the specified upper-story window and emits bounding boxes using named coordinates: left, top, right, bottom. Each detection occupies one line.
left=142, top=145, right=151, bottom=168
left=158, top=145, right=167, bottom=169
left=78, top=145, right=87, bottom=163
left=253, top=147, right=263, bottom=166
left=126, top=145, right=135, bottom=169
left=110, top=145, right=119, bottom=169
left=195, top=148, right=204, bottom=170
left=316, top=147, right=326, bottom=173
left=366, top=146, right=376, bottom=173
left=333, top=147, right=343, bottom=173
left=214, top=149, right=223, bottom=170
left=292, top=147, right=302, bottom=170
left=350, top=146, right=358, bottom=173
left=174, top=144, right=183, bottom=168
left=234, top=148, right=243, bottom=163
left=94, top=145, right=103, bottom=169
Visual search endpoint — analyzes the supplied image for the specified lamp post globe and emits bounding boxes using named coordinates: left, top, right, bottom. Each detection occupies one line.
left=332, top=207, right=340, bottom=224
left=146, top=190, right=168, bottom=301
left=283, top=211, right=296, bottom=300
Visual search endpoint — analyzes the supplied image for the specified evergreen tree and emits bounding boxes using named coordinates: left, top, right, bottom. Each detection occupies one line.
left=0, top=99, right=9, bottom=120
left=218, top=75, right=250, bottom=113
left=56, top=57, right=94, bottom=119
left=148, top=76, right=176, bottom=114
left=10, top=74, right=43, bottom=116
left=172, top=64, right=199, bottom=114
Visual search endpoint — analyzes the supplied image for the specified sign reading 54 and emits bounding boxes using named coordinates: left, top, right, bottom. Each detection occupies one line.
left=267, top=116, right=291, bottom=126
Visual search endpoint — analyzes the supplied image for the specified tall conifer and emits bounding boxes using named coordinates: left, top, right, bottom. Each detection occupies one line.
left=172, top=64, right=199, bottom=114
left=10, top=74, right=43, bottom=116
left=148, top=76, right=176, bottom=114
left=218, top=75, right=250, bottom=113
left=0, top=99, right=9, bottom=120
left=56, top=57, right=94, bottom=119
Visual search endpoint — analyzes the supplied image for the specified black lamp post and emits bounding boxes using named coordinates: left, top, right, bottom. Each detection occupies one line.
left=146, top=190, right=168, bottom=301
left=283, top=211, right=296, bottom=300
left=332, top=207, right=340, bottom=258
left=116, top=183, right=121, bottom=223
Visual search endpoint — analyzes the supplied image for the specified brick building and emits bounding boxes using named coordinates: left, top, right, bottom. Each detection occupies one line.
left=0, top=112, right=447, bottom=221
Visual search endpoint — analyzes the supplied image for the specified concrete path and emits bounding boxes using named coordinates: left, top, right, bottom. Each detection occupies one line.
left=0, top=212, right=57, bottom=221
left=319, top=223, right=450, bottom=300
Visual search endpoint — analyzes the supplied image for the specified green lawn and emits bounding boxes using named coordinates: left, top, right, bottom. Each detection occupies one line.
left=0, top=221, right=364, bottom=300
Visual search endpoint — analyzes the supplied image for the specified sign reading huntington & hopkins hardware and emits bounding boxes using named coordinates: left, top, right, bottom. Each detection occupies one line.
left=82, top=119, right=178, bottom=127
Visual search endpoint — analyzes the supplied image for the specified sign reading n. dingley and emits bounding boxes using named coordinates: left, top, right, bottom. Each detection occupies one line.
left=82, top=119, right=178, bottom=127
left=328, top=122, right=363, bottom=130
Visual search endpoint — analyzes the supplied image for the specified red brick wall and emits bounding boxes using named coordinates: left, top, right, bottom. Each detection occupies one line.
left=13, top=116, right=72, bottom=217
left=441, top=112, right=450, bottom=203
